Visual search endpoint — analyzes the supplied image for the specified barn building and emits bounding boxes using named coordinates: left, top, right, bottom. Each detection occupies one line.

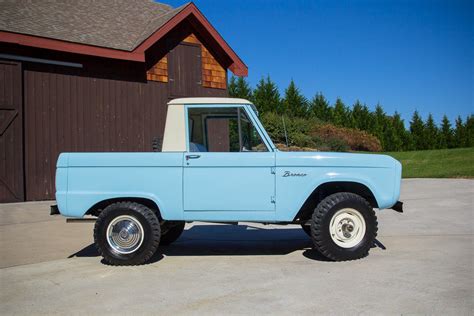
left=0, top=1, right=247, bottom=202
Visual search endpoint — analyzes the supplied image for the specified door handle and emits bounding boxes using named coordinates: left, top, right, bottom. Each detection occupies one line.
left=186, top=154, right=201, bottom=160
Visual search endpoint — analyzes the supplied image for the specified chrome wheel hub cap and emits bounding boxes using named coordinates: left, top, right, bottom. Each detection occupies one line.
left=329, top=208, right=366, bottom=248
left=106, top=215, right=144, bottom=254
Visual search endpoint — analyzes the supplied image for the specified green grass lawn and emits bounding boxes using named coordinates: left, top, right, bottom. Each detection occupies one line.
left=383, top=147, right=474, bottom=178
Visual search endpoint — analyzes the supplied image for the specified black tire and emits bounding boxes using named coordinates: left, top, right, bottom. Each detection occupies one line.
left=94, top=201, right=161, bottom=266
left=160, top=221, right=185, bottom=246
left=301, top=224, right=311, bottom=237
left=311, top=192, right=378, bottom=261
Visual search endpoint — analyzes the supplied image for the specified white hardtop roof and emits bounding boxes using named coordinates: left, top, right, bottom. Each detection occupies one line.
left=168, top=97, right=253, bottom=105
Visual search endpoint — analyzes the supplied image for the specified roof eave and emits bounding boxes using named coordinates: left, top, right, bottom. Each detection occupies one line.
left=0, top=3, right=248, bottom=76
left=0, top=31, right=145, bottom=62
left=134, top=3, right=247, bottom=76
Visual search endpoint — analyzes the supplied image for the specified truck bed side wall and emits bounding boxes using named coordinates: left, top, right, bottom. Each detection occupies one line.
left=57, top=153, right=184, bottom=219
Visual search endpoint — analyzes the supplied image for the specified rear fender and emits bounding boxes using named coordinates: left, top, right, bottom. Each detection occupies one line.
left=62, top=192, right=172, bottom=219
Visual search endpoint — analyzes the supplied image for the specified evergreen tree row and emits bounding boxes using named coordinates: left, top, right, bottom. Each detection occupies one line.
left=228, top=75, right=474, bottom=151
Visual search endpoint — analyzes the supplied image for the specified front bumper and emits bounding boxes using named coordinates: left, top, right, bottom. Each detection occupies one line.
left=391, top=201, right=403, bottom=213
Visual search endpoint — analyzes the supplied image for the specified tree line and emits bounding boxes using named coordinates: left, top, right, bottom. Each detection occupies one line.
left=228, top=75, right=473, bottom=151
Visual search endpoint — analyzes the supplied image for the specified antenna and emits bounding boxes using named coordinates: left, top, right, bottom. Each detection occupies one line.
left=281, top=116, right=289, bottom=147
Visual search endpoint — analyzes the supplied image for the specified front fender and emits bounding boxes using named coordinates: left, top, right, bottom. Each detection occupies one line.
left=276, top=167, right=397, bottom=221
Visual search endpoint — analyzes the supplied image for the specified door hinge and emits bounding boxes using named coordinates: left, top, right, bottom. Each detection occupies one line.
left=271, top=196, right=276, bottom=204
left=270, top=167, right=276, bottom=174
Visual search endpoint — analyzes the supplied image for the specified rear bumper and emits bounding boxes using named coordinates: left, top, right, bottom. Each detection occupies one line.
left=50, top=204, right=60, bottom=215
left=391, top=201, right=403, bottom=213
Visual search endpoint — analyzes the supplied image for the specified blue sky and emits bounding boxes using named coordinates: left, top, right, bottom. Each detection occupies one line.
left=165, top=0, right=473, bottom=124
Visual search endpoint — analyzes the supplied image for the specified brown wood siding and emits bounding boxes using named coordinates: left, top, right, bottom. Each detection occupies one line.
left=147, top=33, right=227, bottom=89
left=22, top=57, right=226, bottom=201
left=168, top=43, right=201, bottom=97
left=184, top=34, right=227, bottom=89
left=146, top=56, right=168, bottom=82
left=0, top=60, right=24, bottom=202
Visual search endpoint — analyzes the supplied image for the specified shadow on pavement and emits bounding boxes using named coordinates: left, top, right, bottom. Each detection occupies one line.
left=69, top=224, right=386, bottom=264
left=69, top=224, right=320, bottom=262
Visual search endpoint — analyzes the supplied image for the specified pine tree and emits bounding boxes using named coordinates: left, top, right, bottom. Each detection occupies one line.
left=228, top=75, right=237, bottom=97
left=382, top=118, right=400, bottom=151
left=308, top=92, right=331, bottom=121
left=361, top=104, right=373, bottom=132
left=453, top=116, right=466, bottom=148
left=439, top=115, right=453, bottom=149
left=350, top=101, right=363, bottom=129
left=228, top=75, right=252, bottom=100
left=391, top=112, right=408, bottom=151
left=282, top=80, right=308, bottom=117
left=424, top=114, right=439, bottom=149
left=351, top=101, right=372, bottom=131
left=410, top=111, right=426, bottom=150
left=465, top=115, right=474, bottom=147
left=332, top=98, right=349, bottom=126
left=253, top=75, right=281, bottom=114
left=372, top=104, right=387, bottom=148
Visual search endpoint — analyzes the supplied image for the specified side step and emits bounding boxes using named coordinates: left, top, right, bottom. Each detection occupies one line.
left=66, top=218, right=97, bottom=223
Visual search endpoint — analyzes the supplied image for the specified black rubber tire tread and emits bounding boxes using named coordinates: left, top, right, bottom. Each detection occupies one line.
left=94, top=201, right=161, bottom=266
left=160, top=221, right=186, bottom=246
left=311, top=192, right=378, bottom=261
left=301, top=224, right=312, bottom=237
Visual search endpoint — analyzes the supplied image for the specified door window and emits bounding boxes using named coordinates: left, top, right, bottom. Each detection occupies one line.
left=187, top=107, right=268, bottom=152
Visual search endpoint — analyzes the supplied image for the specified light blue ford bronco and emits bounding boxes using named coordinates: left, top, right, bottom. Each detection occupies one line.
left=53, top=97, right=403, bottom=265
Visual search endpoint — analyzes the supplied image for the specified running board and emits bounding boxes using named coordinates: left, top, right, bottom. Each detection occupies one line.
left=66, top=218, right=97, bottom=223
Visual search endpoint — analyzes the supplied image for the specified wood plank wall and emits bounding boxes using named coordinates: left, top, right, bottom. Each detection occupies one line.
left=0, top=61, right=24, bottom=202
left=23, top=60, right=226, bottom=200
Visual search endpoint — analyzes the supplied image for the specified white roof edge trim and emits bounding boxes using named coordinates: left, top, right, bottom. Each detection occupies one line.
left=168, top=97, right=253, bottom=105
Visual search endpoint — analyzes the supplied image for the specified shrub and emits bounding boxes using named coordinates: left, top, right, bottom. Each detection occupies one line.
left=310, top=124, right=382, bottom=152
left=260, top=112, right=320, bottom=146
left=260, top=112, right=382, bottom=152
left=290, top=132, right=316, bottom=148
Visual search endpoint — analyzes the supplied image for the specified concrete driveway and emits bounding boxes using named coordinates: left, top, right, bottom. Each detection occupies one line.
left=0, top=179, right=473, bottom=314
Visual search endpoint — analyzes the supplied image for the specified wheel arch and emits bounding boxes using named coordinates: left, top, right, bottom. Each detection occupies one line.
left=292, top=181, right=378, bottom=222
left=85, top=197, right=163, bottom=220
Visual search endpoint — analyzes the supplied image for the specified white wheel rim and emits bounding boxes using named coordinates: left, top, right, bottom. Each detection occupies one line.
left=329, top=208, right=366, bottom=248
left=106, top=215, right=145, bottom=254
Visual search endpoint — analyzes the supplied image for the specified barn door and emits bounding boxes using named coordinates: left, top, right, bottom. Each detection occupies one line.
left=0, top=60, right=24, bottom=202
left=168, top=43, right=201, bottom=97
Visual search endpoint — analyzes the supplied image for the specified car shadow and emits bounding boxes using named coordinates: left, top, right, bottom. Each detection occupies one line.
left=69, top=224, right=386, bottom=265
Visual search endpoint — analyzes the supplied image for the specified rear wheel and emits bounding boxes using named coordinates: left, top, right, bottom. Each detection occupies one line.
left=311, top=192, right=377, bottom=261
left=160, top=221, right=185, bottom=245
left=94, top=202, right=161, bottom=265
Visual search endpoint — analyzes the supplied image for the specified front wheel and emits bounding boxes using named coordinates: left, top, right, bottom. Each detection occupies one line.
left=94, top=202, right=161, bottom=265
left=311, top=192, right=378, bottom=261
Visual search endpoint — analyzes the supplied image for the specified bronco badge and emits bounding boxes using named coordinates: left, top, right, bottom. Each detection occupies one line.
left=283, top=171, right=307, bottom=177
